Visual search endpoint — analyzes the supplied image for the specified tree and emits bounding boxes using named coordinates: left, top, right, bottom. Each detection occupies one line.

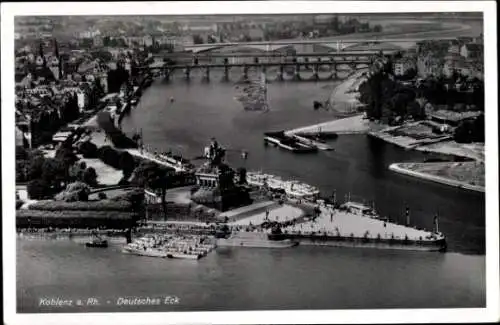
left=27, top=178, right=50, bottom=200
left=97, top=145, right=121, bottom=169
left=119, top=151, right=136, bottom=177
left=27, top=153, right=47, bottom=180
left=79, top=141, right=98, bottom=158
left=83, top=167, right=98, bottom=186
left=41, top=158, right=68, bottom=191
left=55, top=181, right=90, bottom=202
left=131, top=161, right=170, bottom=220
left=407, top=101, right=425, bottom=120
left=192, top=34, right=204, bottom=44
left=373, top=24, right=383, bottom=33
left=55, top=146, right=78, bottom=172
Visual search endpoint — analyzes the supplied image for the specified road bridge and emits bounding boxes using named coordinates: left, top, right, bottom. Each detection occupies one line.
left=137, top=59, right=372, bottom=82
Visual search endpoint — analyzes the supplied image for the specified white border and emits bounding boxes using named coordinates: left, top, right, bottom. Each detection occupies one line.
left=2, top=2, right=498, bottom=325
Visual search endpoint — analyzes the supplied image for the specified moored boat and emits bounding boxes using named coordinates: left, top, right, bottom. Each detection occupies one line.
left=85, top=238, right=108, bottom=248
left=246, top=171, right=320, bottom=199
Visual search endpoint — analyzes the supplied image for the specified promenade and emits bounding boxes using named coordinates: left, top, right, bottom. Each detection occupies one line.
left=283, top=205, right=439, bottom=241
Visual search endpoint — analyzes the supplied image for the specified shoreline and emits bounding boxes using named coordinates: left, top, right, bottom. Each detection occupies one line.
left=389, top=162, right=484, bottom=193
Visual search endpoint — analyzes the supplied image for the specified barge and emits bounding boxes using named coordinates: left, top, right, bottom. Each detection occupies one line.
left=264, top=131, right=318, bottom=153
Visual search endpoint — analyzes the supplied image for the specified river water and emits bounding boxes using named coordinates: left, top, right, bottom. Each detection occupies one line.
left=17, top=69, right=486, bottom=312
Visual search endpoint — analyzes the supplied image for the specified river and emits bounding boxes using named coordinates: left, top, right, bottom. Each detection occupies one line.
left=17, top=69, right=486, bottom=312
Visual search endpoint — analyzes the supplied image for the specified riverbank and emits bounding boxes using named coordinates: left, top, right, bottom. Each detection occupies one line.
left=389, top=162, right=485, bottom=193
left=328, top=69, right=369, bottom=114
left=369, top=127, right=485, bottom=162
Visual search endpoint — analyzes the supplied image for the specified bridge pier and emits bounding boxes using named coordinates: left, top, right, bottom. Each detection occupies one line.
left=164, top=69, right=171, bottom=82
left=331, top=65, right=338, bottom=80
left=276, top=64, right=284, bottom=81
left=222, top=66, right=230, bottom=82
left=203, top=66, right=210, bottom=82
left=293, top=64, right=301, bottom=81
left=184, top=67, right=191, bottom=81
left=312, top=64, right=319, bottom=81
left=242, top=65, right=249, bottom=80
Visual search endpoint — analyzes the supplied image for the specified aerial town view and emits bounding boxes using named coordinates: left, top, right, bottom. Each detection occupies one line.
left=11, top=10, right=488, bottom=314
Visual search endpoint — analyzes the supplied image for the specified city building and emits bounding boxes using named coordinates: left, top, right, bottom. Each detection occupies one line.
left=79, top=29, right=101, bottom=39
left=417, top=55, right=443, bottom=78
left=392, top=57, right=417, bottom=76
left=460, top=43, right=484, bottom=60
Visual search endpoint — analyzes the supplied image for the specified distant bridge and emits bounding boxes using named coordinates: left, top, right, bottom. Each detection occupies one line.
left=181, top=37, right=458, bottom=49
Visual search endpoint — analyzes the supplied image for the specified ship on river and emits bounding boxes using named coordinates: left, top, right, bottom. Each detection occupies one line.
left=264, top=131, right=318, bottom=153
left=246, top=171, right=320, bottom=199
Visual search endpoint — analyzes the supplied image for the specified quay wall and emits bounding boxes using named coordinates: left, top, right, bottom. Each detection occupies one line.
left=274, top=234, right=446, bottom=252
left=389, top=163, right=485, bottom=193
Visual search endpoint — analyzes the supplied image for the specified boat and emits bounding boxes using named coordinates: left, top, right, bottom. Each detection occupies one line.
left=85, top=238, right=108, bottom=248
left=122, top=243, right=168, bottom=258
left=166, top=252, right=202, bottom=260
left=217, top=231, right=299, bottom=248
left=157, top=151, right=195, bottom=171
left=264, top=131, right=318, bottom=153
left=246, top=171, right=320, bottom=199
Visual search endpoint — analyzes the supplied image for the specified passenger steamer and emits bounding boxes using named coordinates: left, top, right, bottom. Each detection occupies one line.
left=246, top=171, right=320, bottom=199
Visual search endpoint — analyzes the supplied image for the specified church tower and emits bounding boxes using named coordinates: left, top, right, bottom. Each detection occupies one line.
left=49, top=39, right=62, bottom=80
left=35, top=42, right=46, bottom=68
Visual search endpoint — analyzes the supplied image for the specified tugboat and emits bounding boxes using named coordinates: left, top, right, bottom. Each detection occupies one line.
left=85, top=234, right=108, bottom=248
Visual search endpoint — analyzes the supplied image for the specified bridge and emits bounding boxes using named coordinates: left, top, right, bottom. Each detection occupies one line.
left=154, top=50, right=396, bottom=60
left=137, top=58, right=373, bottom=82
left=181, top=37, right=458, bottom=50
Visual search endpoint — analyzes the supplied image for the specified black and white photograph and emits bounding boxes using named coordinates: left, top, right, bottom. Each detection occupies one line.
left=2, top=1, right=498, bottom=324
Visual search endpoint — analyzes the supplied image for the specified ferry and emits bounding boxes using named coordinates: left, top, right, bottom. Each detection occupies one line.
left=246, top=171, right=320, bottom=199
